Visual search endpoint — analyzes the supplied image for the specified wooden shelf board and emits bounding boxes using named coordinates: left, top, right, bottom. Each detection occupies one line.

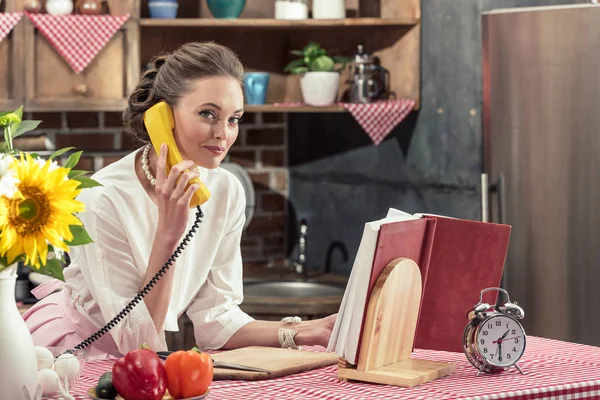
left=244, top=104, right=346, bottom=113
left=139, top=17, right=418, bottom=29
left=244, top=101, right=418, bottom=113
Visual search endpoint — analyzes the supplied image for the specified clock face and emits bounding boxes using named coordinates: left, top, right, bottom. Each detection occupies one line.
left=476, top=315, right=526, bottom=367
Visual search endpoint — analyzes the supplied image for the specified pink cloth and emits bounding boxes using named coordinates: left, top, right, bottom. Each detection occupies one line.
left=23, top=281, right=123, bottom=361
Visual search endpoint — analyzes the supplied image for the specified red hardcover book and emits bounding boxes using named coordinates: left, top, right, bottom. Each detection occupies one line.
left=413, top=216, right=511, bottom=352
left=355, top=216, right=511, bottom=358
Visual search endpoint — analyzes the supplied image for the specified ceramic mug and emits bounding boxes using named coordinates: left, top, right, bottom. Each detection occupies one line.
left=312, top=0, right=345, bottom=19
left=243, top=72, right=270, bottom=105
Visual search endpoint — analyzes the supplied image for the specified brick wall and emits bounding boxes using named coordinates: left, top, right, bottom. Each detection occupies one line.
left=20, top=110, right=289, bottom=263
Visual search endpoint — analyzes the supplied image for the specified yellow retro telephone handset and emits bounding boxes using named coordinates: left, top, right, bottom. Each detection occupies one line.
left=71, top=101, right=208, bottom=352
left=143, top=101, right=211, bottom=207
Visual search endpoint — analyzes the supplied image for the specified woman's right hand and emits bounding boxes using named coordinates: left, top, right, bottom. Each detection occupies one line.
left=154, top=144, right=200, bottom=243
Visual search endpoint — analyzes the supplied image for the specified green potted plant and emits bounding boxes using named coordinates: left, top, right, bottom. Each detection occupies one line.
left=284, top=42, right=349, bottom=106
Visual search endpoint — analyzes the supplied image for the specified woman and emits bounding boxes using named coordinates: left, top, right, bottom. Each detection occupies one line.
left=24, top=42, right=336, bottom=360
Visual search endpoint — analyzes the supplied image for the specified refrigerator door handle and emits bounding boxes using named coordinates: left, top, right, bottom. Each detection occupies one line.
left=481, top=173, right=490, bottom=223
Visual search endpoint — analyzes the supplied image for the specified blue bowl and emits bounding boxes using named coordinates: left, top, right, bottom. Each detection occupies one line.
left=148, top=2, right=178, bottom=18
left=206, top=0, right=246, bottom=19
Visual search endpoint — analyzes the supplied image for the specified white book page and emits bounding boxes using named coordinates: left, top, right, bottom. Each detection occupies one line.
left=338, top=209, right=420, bottom=363
left=330, top=224, right=371, bottom=355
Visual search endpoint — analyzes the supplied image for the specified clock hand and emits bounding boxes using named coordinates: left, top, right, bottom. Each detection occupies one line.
left=493, top=330, right=512, bottom=344
left=499, top=341, right=502, bottom=360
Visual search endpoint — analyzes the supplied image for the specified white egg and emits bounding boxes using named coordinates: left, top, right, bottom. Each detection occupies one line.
left=55, top=353, right=81, bottom=381
left=37, top=368, right=59, bottom=397
left=34, top=346, right=55, bottom=371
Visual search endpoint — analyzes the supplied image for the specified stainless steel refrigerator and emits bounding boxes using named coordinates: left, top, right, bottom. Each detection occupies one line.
left=482, top=4, right=600, bottom=347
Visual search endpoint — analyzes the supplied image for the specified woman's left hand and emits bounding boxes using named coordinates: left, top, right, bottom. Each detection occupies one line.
left=296, top=314, right=337, bottom=348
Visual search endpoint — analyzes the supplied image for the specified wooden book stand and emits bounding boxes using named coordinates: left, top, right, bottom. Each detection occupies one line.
left=337, top=258, right=456, bottom=387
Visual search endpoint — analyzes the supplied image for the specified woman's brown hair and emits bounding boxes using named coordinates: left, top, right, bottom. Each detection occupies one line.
left=122, top=41, right=244, bottom=144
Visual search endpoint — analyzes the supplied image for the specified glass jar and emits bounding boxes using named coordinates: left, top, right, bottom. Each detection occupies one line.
left=275, top=0, right=308, bottom=20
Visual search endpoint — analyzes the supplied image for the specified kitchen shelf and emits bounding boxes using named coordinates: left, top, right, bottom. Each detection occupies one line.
left=244, top=104, right=346, bottom=113
left=244, top=102, right=420, bottom=113
left=139, top=17, right=418, bottom=29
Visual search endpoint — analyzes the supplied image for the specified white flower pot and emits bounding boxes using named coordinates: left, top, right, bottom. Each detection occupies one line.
left=0, top=264, right=40, bottom=399
left=299, top=71, right=340, bottom=106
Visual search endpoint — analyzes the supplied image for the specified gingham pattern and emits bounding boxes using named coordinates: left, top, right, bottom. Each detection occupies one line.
left=25, top=12, right=129, bottom=74
left=273, top=100, right=416, bottom=145
left=0, top=12, right=23, bottom=43
left=341, top=99, right=416, bottom=145
left=68, top=336, right=600, bottom=400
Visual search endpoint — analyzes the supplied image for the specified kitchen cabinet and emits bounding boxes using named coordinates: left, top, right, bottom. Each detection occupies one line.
left=0, top=2, right=25, bottom=111
left=5, top=0, right=139, bottom=111
left=22, top=21, right=131, bottom=111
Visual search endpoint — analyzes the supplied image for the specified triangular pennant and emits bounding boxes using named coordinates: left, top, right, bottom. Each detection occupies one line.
left=0, top=12, right=23, bottom=43
left=25, top=12, right=129, bottom=74
left=342, top=99, right=416, bottom=145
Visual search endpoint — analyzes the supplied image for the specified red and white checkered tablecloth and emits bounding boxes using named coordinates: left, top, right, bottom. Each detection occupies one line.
left=67, top=336, right=600, bottom=400
left=273, top=100, right=416, bottom=145
left=0, top=12, right=23, bottom=43
left=25, top=12, right=129, bottom=74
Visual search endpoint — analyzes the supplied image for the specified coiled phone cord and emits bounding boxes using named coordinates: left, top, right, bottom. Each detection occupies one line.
left=73, top=206, right=204, bottom=351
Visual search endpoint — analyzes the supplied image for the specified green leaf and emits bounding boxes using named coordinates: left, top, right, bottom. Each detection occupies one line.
left=0, top=111, right=10, bottom=118
left=36, top=258, right=65, bottom=282
left=310, top=55, right=335, bottom=71
left=333, top=56, right=351, bottom=64
left=289, top=66, right=309, bottom=74
left=75, top=176, right=103, bottom=189
left=290, top=50, right=304, bottom=56
left=67, top=169, right=89, bottom=179
left=64, top=150, right=83, bottom=169
left=12, top=120, right=42, bottom=138
left=283, top=58, right=307, bottom=72
left=50, top=147, right=75, bottom=160
left=65, top=225, right=94, bottom=246
left=29, top=152, right=40, bottom=159
left=14, top=106, right=23, bottom=120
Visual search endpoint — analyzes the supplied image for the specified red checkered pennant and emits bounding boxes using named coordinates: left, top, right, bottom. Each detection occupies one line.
left=25, top=12, right=129, bottom=74
left=342, top=99, right=416, bottom=145
left=0, top=12, right=23, bottom=43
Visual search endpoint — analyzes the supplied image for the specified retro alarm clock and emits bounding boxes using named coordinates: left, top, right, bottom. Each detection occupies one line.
left=463, top=287, right=526, bottom=376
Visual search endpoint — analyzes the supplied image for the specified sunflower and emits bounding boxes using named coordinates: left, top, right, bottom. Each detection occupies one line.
left=0, top=153, right=85, bottom=268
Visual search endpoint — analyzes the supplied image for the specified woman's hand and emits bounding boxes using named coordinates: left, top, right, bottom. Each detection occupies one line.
left=154, top=144, right=200, bottom=243
left=313, top=313, right=337, bottom=347
left=295, top=313, right=337, bottom=348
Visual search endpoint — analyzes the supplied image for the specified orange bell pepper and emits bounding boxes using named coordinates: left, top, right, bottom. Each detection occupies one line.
left=164, top=347, right=214, bottom=399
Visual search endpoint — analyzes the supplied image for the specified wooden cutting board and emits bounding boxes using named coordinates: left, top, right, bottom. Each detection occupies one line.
left=212, top=347, right=339, bottom=381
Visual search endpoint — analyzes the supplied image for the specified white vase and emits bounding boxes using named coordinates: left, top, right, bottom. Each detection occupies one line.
left=299, top=71, right=340, bottom=106
left=45, top=0, right=74, bottom=15
left=0, top=264, right=40, bottom=400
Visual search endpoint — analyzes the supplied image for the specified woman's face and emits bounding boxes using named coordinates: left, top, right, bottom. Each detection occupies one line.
left=172, top=76, right=244, bottom=169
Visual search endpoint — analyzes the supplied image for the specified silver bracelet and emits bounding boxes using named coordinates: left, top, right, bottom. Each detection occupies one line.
left=278, top=316, right=302, bottom=349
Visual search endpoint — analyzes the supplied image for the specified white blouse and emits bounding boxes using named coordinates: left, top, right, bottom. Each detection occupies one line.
left=62, top=148, right=254, bottom=355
